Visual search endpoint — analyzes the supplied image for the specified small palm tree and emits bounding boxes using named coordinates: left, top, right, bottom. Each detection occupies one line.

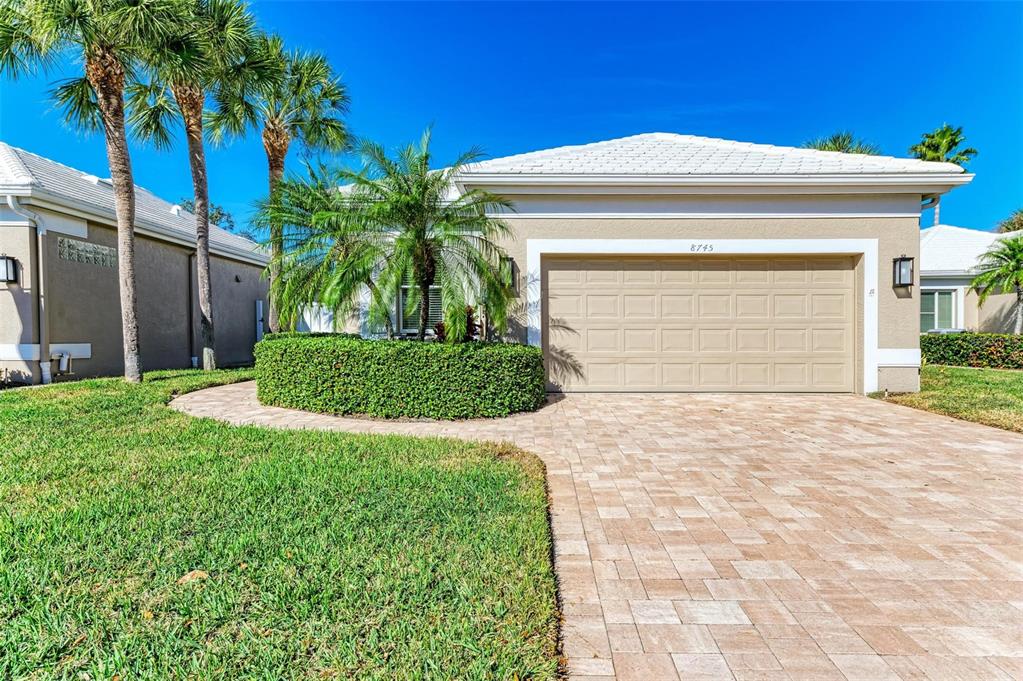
left=909, top=124, right=977, bottom=168
left=996, top=208, right=1023, bottom=234
left=127, top=0, right=260, bottom=370
left=971, top=235, right=1023, bottom=334
left=258, top=165, right=396, bottom=337
left=262, top=131, right=515, bottom=342
left=801, top=131, right=881, bottom=155
left=209, top=34, right=349, bottom=332
left=0, top=0, right=184, bottom=382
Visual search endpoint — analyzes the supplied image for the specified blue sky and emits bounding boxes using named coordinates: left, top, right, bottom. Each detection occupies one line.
left=1, top=1, right=1020, bottom=231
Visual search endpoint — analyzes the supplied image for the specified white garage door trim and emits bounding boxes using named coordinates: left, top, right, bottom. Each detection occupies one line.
left=526, top=238, right=882, bottom=392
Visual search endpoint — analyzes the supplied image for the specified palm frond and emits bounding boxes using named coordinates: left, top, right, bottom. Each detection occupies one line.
left=126, top=77, right=178, bottom=149
left=801, top=131, right=881, bottom=155
left=971, top=236, right=1023, bottom=305
left=49, top=76, right=103, bottom=133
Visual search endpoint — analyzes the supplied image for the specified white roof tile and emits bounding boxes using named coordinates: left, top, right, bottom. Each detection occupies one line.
left=920, top=224, right=1020, bottom=274
left=0, top=141, right=266, bottom=263
left=463, top=132, right=965, bottom=176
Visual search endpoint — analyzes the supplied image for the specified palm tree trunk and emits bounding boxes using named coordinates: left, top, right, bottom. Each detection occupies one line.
left=173, top=83, right=216, bottom=370
left=418, top=281, right=430, bottom=341
left=1016, top=285, right=1022, bottom=335
left=262, top=125, right=290, bottom=334
left=86, top=51, right=142, bottom=382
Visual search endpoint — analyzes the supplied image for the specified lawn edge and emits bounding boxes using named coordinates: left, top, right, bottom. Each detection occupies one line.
left=166, top=370, right=567, bottom=676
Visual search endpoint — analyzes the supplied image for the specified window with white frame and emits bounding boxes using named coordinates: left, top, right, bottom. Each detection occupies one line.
left=398, top=284, right=442, bottom=334
left=920, top=290, right=955, bottom=332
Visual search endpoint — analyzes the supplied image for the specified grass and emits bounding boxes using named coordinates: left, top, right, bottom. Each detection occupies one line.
left=0, top=370, right=558, bottom=679
left=876, top=364, right=1023, bottom=433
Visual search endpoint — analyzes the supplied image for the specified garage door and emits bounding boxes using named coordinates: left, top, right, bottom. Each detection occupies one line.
left=543, top=255, right=855, bottom=392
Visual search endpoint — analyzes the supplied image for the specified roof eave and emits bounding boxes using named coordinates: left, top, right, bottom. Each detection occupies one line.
left=457, top=172, right=973, bottom=195
left=19, top=189, right=269, bottom=266
left=0, top=184, right=34, bottom=195
left=920, top=269, right=976, bottom=278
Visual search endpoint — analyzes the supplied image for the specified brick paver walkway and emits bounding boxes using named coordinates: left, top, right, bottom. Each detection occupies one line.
left=171, top=382, right=1023, bottom=680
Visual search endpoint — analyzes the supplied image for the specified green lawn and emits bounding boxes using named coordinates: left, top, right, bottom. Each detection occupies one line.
left=877, top=364, right=1023, bottom=433
left=0, top=370, right=558, bottom=679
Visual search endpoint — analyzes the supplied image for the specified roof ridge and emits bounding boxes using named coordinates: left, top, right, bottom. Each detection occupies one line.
left=0, top=141, right=37, bottom=185
left=464, top=132, right=967, bottom=175
left=655, top=132, right=951, bottom=167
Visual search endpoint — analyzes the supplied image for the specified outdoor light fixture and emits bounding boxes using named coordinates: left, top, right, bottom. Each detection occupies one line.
left=0, top=255, right=17, bottom=284
left=893, top=256, right=914, bottom=288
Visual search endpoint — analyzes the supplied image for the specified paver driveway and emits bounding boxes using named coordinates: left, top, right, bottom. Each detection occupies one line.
left=173, top=383, right=1023, bottom=680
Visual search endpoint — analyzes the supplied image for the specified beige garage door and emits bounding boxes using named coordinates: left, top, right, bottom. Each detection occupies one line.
left=544, top=255, right=855, bottom=392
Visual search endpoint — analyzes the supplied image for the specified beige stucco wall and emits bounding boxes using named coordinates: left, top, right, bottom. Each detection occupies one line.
left=0, top=224, right=40, bottom=384
left=494, top=215, right=923, bottom=394
left=962, top=286, right=981, bottom=330
left=1, top=220, right=268, bottom=383
left=969, top=288, right=1018, bottom=333
left=191, top=254, right=270, bottom=367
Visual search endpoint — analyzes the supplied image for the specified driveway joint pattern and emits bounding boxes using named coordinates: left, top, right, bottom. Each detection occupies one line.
left=172, top=383, right=1023, bottom=680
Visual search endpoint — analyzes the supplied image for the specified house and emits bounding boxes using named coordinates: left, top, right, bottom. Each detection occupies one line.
left=0, top=143, right=269, bottom=385
left=919, top=224, right=1019, bottom=333
left=365, top=133, right=970, bottom=394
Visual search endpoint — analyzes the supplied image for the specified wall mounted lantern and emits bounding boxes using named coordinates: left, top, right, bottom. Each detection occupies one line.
left=0, top=255, right=17, bottom=284
left=892, top=256, right=914, bottom=288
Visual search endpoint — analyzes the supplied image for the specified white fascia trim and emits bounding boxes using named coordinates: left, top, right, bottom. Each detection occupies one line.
left=460, top=172, right=972, bottom=194
left=525, top=238, right=880, bottom=392
left=0, top=343, right=91, bottom=361
left=876, top=348, right=921, bottom=368
left=920, top=269, right=975, bottom=277
left=497, top=212, right=914, bottom=220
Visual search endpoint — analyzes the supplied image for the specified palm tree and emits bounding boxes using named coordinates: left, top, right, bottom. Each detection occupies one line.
left=0, top=0, right=184, bottom=382
left=257, top=165, right=395, bottom=337
left=209, top=34, right=349, bottom=332
left=128, top=0, right=259, bottom=370
left=996, top=208, right=1023, bottom=234
left=262, top=131, right=515, bottom=342
left=909, top=124, right=977, bottom=167
left=971, top=235, right=1023, bottom=334
left=801, top=131, right=881, bottom=155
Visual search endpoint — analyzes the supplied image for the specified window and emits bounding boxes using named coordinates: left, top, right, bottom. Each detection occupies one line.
left=398, top=284, right=442, bottom=334
left=920, top=290, right=955, bottom=332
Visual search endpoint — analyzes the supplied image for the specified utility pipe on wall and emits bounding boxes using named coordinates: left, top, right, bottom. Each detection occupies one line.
left=4, top=195, right=49, bottom=383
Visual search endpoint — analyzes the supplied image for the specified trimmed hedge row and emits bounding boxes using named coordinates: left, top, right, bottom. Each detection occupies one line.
left=921, top=332, right=1023, bottom=370
left=254, top=333, right=547, bottom=419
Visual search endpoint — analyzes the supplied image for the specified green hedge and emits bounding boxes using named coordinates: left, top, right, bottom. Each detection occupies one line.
left=254, top=334, right=547, bottom=419
left=921, top=333, right=1023, bottom=370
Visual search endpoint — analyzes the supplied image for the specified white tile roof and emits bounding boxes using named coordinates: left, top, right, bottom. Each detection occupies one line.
left=0, top=141, right=266, bottom=264
left=920, top=224, right=1021, bottom=275
left=463, top=132, right=966, bottom=176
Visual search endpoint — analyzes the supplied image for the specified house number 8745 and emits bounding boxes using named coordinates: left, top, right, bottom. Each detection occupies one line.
left=690, top=243, right=714, bottom=252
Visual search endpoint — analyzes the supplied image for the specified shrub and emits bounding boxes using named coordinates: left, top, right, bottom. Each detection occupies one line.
left=921, top=332, right=1023, bottom=370
left=434, top=306, right=480, bottom=343
left=254, top=335, right=547, bottom=419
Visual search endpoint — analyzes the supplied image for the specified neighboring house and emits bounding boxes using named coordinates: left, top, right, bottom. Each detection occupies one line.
left=360, top=133, right=971, bottom=394
left=0, top=143, right=269, bottom=385
left=919, top=224, right=1020, bottom=333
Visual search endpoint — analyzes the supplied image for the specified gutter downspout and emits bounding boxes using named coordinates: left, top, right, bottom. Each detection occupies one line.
left=5, top=195, right=50, bottom=383
left=921, top=194, right=940, bottom=226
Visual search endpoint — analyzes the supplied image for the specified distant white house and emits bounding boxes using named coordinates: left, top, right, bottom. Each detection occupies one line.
left=920, top=224, right=1019, bottom=333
